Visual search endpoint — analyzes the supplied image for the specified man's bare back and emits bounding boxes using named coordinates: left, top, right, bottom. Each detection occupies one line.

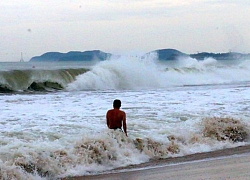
left=106, top=99, right=127, bottom=136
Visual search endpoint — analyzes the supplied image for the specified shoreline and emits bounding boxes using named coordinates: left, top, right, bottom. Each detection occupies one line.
left=62, top=144, right=250, bottom=180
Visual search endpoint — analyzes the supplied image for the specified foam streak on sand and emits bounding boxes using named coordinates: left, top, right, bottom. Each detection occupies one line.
left=67, top=145, right=250, bottom=180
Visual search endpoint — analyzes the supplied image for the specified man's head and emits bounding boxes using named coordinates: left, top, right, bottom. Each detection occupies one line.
left=113, top=99, right=121, bottom=109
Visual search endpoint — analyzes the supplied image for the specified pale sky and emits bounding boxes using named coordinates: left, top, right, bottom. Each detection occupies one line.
left=0, top=0, right=249, bottom=62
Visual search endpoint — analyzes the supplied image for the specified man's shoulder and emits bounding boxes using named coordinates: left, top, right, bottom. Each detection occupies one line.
left=120, top=110, right=126, bottom=115
left=107, top=109, right=113, bottom=113
left=107, top=108, right=125, bottom=114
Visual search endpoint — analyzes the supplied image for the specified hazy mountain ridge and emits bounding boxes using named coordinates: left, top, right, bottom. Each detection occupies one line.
left=190, top=52, right=250, bottom=60
left=30, top=50, right=111, bottom=62
left=29, top=49, right=250, bottom=62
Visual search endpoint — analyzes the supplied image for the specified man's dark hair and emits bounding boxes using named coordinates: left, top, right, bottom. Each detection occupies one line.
left=113, top=99, right=121, bottom=108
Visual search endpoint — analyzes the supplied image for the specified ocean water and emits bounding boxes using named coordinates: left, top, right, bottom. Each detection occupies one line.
left=1, top=54, right=250, bottom=179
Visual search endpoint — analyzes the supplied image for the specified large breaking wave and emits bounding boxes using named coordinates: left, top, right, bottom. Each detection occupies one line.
left=66, top=55, right=250, bottom=91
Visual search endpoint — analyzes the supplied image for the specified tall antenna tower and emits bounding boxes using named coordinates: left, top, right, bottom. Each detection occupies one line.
left=20, top=52, right=24, bottom=62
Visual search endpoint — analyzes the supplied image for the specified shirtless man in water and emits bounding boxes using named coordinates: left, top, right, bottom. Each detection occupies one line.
left=106, top=99, right=127, bottom=136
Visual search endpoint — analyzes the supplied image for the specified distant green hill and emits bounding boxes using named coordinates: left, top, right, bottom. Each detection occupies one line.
left=190, top=52, right=250, bottom=60
left=151, top=49, right=250, bottom=60
left=30, top=50, right=111, bottom=62
left=152, top=49, right=188, bottom=60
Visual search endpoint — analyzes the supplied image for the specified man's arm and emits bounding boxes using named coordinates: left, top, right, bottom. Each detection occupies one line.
left=106, top=111, right=110, bottom=128
left=122, top=112, right=127, bottom=136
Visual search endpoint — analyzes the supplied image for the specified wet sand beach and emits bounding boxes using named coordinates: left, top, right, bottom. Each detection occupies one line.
left=63, top=145, right=250, bottom=180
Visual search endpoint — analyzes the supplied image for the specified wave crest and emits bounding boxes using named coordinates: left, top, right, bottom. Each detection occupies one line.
left=0, top=68, right=88, bottom=93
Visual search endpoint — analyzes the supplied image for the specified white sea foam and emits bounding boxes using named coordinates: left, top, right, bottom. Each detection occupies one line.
left=1, top=59, right=250, bottom=179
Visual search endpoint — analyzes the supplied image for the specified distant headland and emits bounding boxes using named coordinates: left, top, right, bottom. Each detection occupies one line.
left=29, top=49, right=250, bottom=62
left=30, top=50, right=111, bottom=62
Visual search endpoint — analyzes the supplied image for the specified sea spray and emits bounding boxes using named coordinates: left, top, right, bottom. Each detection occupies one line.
left=0, top=160, right=46, bottom=180
left=176, top=57, right=218, bottom=69
left=67, top=55, right=250, bottom=91
left=134, top=138, right=180, bottom=158
left=0, top=131, right=149, bottom=179
left=66, top=55, right=162, bottom=91
left=202, top=117, right=248, bottom=142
